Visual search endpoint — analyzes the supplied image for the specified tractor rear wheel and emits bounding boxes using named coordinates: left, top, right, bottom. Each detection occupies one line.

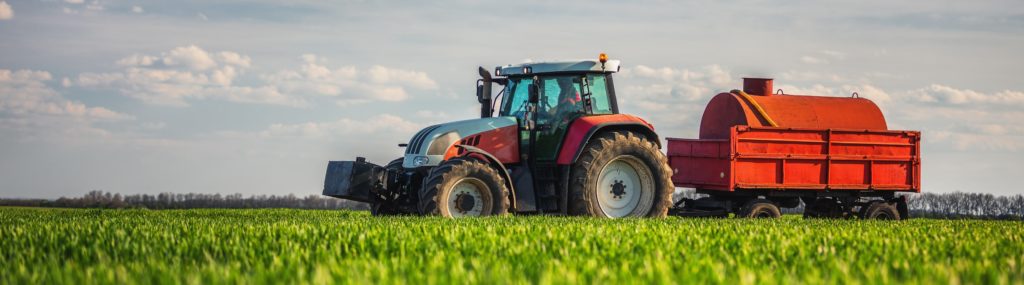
left=370, top=158, right=405, bottom=216
left=419, top=157, right=510, bottom=217
left=737, top=199, right=781, bottom=218
left=569, top=131, right=673, bottom=218
left=860, top=201, right=901, bottom=220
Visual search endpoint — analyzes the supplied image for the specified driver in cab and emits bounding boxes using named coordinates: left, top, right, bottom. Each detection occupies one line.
left=546, top=77, right=584, bottom=125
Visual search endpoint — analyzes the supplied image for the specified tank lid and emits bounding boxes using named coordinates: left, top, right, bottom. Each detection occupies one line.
left=743, top=78, right=774, bottom=96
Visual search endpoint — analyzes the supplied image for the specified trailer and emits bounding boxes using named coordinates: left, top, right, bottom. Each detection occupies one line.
left=667, top=78, right=920, bottom=219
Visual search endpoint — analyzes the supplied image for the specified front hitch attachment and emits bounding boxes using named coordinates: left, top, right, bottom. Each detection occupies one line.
left=323, top=157, right=385, bottom=203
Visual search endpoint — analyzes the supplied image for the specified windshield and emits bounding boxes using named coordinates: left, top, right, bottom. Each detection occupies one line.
left=499, top=75, right=589, bottom=121
left=499, top=77, right=533, bottom=118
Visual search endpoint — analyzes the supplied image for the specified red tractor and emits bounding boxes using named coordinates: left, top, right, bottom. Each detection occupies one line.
left=325, top=54, right=674, bottom=217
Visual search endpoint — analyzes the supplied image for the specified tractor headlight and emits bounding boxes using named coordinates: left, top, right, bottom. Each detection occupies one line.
left=411, top=156, right=430, bottom=167
left=426, top=131, right=460, bottom=155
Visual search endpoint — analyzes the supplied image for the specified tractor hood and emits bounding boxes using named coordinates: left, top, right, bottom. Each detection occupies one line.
left=402, top=116, right=518, bottom=168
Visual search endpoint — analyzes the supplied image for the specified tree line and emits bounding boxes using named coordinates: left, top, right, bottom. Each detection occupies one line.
left=0, top=191, right=367, bottom=210
left=2, top=190, right=1022, bottom=219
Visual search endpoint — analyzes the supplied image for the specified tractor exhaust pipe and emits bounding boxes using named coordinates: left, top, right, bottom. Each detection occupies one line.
left=477, top=66, right=493, bottom=118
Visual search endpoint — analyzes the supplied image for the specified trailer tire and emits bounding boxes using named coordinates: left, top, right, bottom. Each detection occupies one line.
left=370, top=158, right=406, bottom=216
left=419, top=157, right=510, bottom=217
left=737, top=199, right=781, bottom=218
left=860, top=201, right=901, bottom=220
left=569, top=131, right=672, bottom=218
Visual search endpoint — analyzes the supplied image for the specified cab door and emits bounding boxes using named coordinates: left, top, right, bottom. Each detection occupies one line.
left=532, top=75, right=585, bottom=161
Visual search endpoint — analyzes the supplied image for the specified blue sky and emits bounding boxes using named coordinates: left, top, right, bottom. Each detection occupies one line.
left=1, top=0, right=1022, bottom=198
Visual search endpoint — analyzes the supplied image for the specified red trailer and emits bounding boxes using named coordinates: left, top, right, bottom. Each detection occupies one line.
left=667, top=78, right=921, bottom=219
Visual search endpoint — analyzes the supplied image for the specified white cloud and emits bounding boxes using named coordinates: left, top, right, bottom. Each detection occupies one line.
left=906, top=84, right=1024, bottom=106
left=77, top=45, right=304, bottom=107
left=0, top=69, right=129, bottom=121
left=76, top=47, right=437, bottom=107
left=131, top=6, right=143, bottom=13
left=85, top=0, right=103, bottom=11
left=65, top=0, right=85, bottom=4
left=800, top=55, right=828, bottom=64
left=0, top=69, right=135, bottom=144
left=162, top=45, right=219, bottom=71
left=845, top=84, right=891, bottom=103
left=254, top=114, right=420, bottom=139
left=265, top=54, right=437, bottom=104
left=800, top=51, right=846, bottom=65
left=371, top=86, right=408, bottom=101
left=0, top=1, right=12, bottom=20
left=820, top=50, right=847, bottom=60
left=614, top=65, right=742, bottom=133
left=367, top=65, right=437, bottom=89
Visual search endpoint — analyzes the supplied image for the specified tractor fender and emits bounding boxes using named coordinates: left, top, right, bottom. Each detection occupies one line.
left=451, top=144, right=518, bottom=211
left=556, top=114, right=660, bottom=165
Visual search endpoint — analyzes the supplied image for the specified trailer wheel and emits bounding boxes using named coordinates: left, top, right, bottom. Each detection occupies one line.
left=860, top=201, right=901, bottom=220
left=419, top=157, right=510, bottom=217
left=737, top=199, right=781, bottom=218
left=370, top=158, right=406, bottom=216
left=569, top=131, right=673, bottom=218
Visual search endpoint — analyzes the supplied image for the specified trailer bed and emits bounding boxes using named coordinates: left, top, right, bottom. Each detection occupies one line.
left=667, top=126, right=921, bottom=192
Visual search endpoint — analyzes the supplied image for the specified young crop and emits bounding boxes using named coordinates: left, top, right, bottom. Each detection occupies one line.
left=1, top=208, right=1021, bottom=284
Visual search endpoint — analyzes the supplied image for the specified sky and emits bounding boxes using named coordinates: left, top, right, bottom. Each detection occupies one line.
left=0, top=0, right=1022, bottom=198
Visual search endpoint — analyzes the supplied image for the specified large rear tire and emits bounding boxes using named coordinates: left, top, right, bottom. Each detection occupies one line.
left=419, top=157, right=510, bottom=217
left=370, top=158, right=405, bottom=216
left=569, top=131, right=673, bottom=218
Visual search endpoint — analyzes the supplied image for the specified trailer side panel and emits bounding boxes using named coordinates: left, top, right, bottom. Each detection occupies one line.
left=668, top=126, right=920, bottom=192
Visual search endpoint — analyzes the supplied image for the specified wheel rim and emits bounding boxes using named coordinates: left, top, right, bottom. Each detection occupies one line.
left=446, top=178, right=491, bottom=217
left=596, top=155, right=656, bottom=218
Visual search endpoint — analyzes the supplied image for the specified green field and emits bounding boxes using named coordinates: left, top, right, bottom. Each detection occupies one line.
left=1, top=208, right=1021, bottom=284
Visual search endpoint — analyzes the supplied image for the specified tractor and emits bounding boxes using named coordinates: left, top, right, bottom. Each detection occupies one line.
left=324, top=54, right=674, bottom=218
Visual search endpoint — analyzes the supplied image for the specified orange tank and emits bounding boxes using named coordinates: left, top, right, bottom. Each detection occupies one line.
left=699, top=78, right=887, bottom=139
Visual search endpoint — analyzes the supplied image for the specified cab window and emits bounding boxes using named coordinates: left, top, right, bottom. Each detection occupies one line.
left=538, top=76, right=584, bottom=124
left=586, top=74, right=613, bottom=114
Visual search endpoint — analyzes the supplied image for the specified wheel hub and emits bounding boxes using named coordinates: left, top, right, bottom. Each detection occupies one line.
left=454, top=192, right=476, bottom=213
left=610, top=180, right=627, bottom=199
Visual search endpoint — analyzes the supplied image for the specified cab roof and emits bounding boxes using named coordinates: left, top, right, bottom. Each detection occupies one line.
left=496, top=59, right=621, bottom=76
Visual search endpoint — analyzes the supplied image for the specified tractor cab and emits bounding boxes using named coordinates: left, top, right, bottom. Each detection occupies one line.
left=480, top=57, right=622, bottom=161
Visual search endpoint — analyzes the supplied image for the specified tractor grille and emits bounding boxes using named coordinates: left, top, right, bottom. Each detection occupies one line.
left=406, top=125, right=441, bottom=154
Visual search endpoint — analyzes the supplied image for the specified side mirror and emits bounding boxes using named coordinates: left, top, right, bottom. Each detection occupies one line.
left=476, top=82, right=485, bottom=103
left=528, top=84, right=539, bottom=103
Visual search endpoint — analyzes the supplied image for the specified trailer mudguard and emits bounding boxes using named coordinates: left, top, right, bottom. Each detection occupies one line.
left=555, top=114, right=660, bottom=165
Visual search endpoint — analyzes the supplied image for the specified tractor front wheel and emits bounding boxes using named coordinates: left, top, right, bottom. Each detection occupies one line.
left=419, top=157, right=510, bottom=217
left=569, top=131, right=673, bottom=218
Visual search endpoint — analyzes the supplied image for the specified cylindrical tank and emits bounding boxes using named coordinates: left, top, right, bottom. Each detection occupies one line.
left=699, top=78, right=887, bottom=139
